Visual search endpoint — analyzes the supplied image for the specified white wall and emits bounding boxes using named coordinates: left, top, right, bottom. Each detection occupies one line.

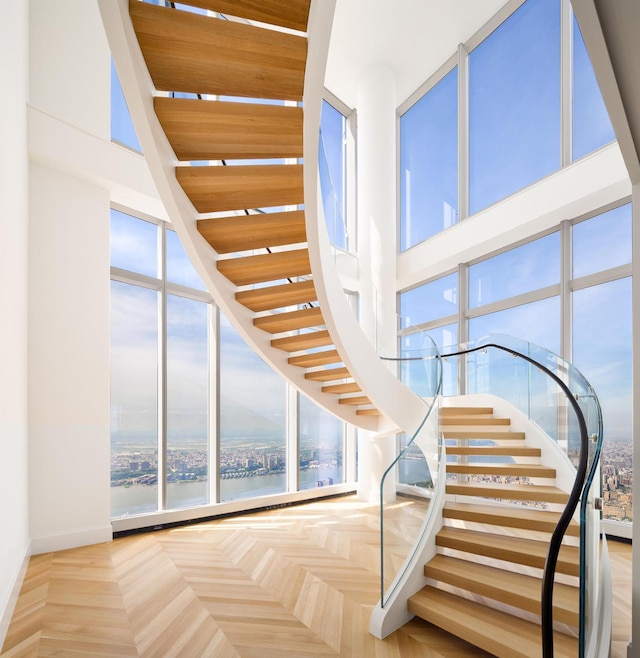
left=27, top=0, right=113, bottom=554
left=29, top=0, right=110, bottom=139
left=0, top=0, right=31, bottom=644
left=28, top=164, right=112, bottom=553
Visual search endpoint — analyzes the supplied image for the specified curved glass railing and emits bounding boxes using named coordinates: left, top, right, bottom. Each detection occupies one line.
left=438, top=334, right=603, bottom=656
left=378, top=333, right=443, bottom=607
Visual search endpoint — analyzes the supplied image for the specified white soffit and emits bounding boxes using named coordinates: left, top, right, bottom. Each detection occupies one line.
left=325, top=0, right=511, bottom=107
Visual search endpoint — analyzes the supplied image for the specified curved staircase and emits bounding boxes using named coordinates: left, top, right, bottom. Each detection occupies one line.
left=101, top=0, right=426, bottom=436
left=408, top=404, right=580, bottom=657
left=100, top=3, right=608, bottom=655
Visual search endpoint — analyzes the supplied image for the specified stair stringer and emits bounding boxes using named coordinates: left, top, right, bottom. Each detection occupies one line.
left=100, top=0, right=429, bottom=439
left=302, top=0, right=429, bottom=441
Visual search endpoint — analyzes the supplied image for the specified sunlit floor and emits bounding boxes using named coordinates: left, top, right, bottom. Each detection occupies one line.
left=1, top=494, right=632, bottom=657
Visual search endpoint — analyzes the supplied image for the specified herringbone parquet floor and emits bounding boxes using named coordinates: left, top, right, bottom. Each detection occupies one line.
left=1, top=495, right=632, bottom=657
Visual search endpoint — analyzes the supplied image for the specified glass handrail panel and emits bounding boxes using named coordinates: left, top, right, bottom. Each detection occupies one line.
left=379, top=333, right=442, bottom=608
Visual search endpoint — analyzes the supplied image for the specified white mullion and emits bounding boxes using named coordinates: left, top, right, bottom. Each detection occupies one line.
left=561, top=0, right=573, bottom=167
left=458, top=43, right=469, bottom=223
left=208, top=304, right=220, bottom=504
left=458, top=263, right=468, bottom=395
left=286, top=387, right=299, bottom=492
left=158, top=224, right=168, bottom=511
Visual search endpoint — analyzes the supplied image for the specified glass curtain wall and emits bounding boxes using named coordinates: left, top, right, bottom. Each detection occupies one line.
left=110, top=209, right=212, bottom=517
left=400, top=0, right=615, bottom=251
left=219, top=311, right=287, bottom=502
left=111, top=211, right=353, bottom=519
left=398, top=202, right=632, bottom=526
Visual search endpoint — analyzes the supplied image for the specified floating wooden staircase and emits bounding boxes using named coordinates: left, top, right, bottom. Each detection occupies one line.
left=407, top=405, right=579, bottom=657
left=123, top=0, right=382, bottom=420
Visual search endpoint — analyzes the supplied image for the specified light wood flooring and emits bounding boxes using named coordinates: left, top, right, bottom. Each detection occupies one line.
left=1, top=495, right=632, bottom=657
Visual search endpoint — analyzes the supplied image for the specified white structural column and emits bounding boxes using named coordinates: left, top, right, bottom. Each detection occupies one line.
left=355, top=65, right=398, bottom=502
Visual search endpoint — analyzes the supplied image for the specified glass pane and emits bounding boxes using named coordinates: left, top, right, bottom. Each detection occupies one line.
left=166, top=295, right=209, bottom=509
left=469, top=0, right=561, bottom=214
left=319, top=100, right=348, bottom=250
left=111, top=59, right=141, bottom=152
left=166, top=229, right=206, bottom=290
left=572, top=15, right=615, bottom=161
left=110, top=281, right=159, bottom=517
left=573, top=278, right=632, bottom=522
left=219, top=312, right=286, bottom=501
left=572, top=204, right=632, bottom=279
left=469, top=232, right=560, bottom=308
left=468, top=298, right=561, bottom=439
left=469, top=296, right=560, bottom=353
left=400, top=272, right=458, bottom=328
left=398, top=434, right=431, bottom=488
left=428, top=324, right=459, bottom=397
left=400, top=67, right=458, bottom=249
left=299, top=395, right=344, bottom=490
left=110, top=209, right=158, bottom=278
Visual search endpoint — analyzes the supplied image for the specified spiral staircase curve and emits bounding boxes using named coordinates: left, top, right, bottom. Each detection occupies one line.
left=99, top=0, right=427, bottom=440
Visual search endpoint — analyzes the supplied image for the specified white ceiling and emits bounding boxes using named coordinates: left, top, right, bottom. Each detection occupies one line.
left=325, top=0, right=511, bottom=108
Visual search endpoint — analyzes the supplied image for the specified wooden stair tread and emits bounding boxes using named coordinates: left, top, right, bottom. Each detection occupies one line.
left=423, top=554, right=578, bottom=626
left=441, top=407, right=494, bottom=416
left=171, top=0, right=311, bottom=32
left=253, top=306, right=323, bottom=333
left=198, top=210, right=306, bottom=254
left=288, top=350, right=341, bottom=367
left=271, top=330, right=332, bottom=352
left=130, top=1, right=307, bottom=100
left=446, top=463, right=556, bottom=478
left=217, top=249, right=310, bottom=286
left=446, top=481, right=569, bottom=504
left=235, top=279, right=316, bottom=311
left=177, top=164, right=304, bottom=214
left=155, top=97, right=303, bottom=161
left=304, top=366, right=350, bottom=382
left=442, top=430, right=525, bottom=440
left=443, top=502, right=580, bottom=537
left=436, top=527, right=579, bottom=576
left=446, top=446, right=541, bottom=456
left=408, top=587, right=578, bottom=658
left=339, top=395, right=371, bottom=405
left=356, top=408, right=381, bottom=416
left=441, top=417, right=511, bottom=426
left=321, top=381, right=360, bottom=394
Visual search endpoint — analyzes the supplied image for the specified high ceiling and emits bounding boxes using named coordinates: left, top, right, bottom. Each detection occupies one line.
left=325, top=0, right=511, bottom=108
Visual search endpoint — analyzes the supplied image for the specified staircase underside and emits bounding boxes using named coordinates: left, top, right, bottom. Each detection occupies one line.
left=123, top=0, right=386, bottom=425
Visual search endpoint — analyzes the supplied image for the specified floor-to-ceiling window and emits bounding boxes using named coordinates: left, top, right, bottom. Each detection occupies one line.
left=400, top=67, right=458, bottom=249
left=219, top=311, right=287, bottom=502
left=397, top=202, right=633, bottom=528
left=110, top=209, right=213, bottom=518
left=110, top=210, right=354, bottom=520
left=469, top=0, right=560, bottom=215
left=399, top=0, right=615, bottom=252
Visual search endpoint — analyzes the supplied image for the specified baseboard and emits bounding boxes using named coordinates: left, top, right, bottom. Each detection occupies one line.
left=30, top=524, right=112, bottom=555
left=0, top=540, right=31, bottom=651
